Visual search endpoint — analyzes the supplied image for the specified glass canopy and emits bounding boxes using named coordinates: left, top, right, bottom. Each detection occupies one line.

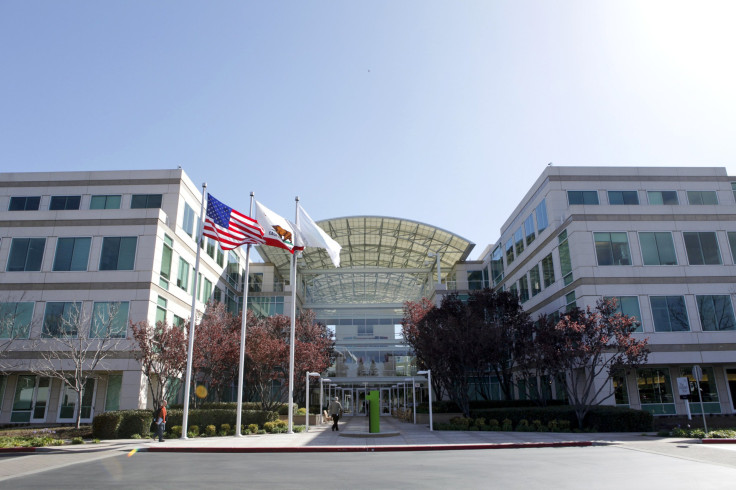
left=255, top=216, right=474, bottom=306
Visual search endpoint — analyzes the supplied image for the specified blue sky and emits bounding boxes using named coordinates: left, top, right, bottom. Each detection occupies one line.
left=2, top=1, right=735, bottom=259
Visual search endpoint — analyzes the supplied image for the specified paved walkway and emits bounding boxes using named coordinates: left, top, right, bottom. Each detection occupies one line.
left=1, top=416, right=733, bottom=481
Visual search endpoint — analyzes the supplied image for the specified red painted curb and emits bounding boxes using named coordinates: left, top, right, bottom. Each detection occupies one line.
left=143, top=441, right=592, bottom=453
left=0, top=447, right=38, bottom=453
left=702, top=439, right=736, bottom=444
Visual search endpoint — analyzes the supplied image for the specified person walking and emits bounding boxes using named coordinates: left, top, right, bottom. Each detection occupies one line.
left=328, top=396, right=343, bottom=431
left=155, top=400, right=167, bottom=442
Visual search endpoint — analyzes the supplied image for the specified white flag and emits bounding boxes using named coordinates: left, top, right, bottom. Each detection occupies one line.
left=296, top=204, right=341, bottom=267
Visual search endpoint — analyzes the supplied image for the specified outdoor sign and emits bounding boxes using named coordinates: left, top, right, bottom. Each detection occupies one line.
left=676, top=377, right=691, bottom=400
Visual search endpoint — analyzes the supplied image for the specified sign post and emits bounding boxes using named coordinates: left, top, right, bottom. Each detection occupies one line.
left=676, top=377, right=691, bottom=420
left=692, top=365, right=708, bottom=434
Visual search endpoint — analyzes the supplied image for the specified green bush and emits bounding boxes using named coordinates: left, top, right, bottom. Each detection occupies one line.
left=293, top=425, right=305, bottom=433
left=71, top=437, right=84, bottom=444
left=516, top=419, right=531, bottom=432
left=449, top=417, right=472, bottom=429
left=189, top=425, right=200, bottom=437
left=501, top=419, right=513, bottom=431
left=169, top=426, right=183, bottom=438
left=707, top=429, right=736, bottom=439
left=474, top=417, right=486, bottom=427
left=488, top=419, right=500, bottom=430
left=117, top=410, right=154, bottom=438
left=205, top=425, right=217, bottom=437
left=248, top=424, right=259, bottom=434
left=470, top=405, right=652, bottom=432
left=277, top=403, right=298, bottom=416
left=220, top=423, right=231, bottom=435
left=92, top=411, right=124, bottom=439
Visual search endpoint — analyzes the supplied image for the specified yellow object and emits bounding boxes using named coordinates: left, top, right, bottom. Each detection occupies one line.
left=195, top=385, right=208, bottom=399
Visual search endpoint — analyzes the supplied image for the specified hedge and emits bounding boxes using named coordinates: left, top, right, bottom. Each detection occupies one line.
left=468, top=405, right=653, bottom=432
left=93, top=408, right=279, bottom=439
left=415, top=399, right=566, bottom=414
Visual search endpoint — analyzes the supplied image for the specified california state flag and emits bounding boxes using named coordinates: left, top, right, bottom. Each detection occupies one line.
left=254, top=201, right=297, bottom=253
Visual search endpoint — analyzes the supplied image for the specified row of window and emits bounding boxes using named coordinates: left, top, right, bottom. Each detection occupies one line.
left=0, top=301, right=129, bottom=339
left=3, top=236, right=137, bottom=272
left=501, top=199, right=549, bottom=269
left=594, top=230, right=736, bottom=267
left=567, top=187, right=734, bottom=206
left=607, top=294, right=736, bottom=332
left=6, top=194, right=162, bottom=211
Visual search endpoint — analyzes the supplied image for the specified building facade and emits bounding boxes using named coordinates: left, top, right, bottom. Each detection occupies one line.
left=471, top=166, right=736, bottom=416
left=0, top=170, right=248, bottom=424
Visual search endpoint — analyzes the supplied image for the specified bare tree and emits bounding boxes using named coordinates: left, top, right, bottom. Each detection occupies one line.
left=30, top=302, right=125, bottom=429
left=0, top=297, right=35, bottom=372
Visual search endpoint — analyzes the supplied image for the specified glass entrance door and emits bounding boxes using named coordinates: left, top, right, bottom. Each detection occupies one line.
left=380, top=388, right=391, bottom=416
left=342, top=389, right=353, bottom=416
left=11, top=375, right=51, bottom=423
left=727, top=369, right=736, bottom=412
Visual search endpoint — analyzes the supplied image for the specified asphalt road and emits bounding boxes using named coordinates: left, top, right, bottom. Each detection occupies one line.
left=4, top=445, right=736, bottom=490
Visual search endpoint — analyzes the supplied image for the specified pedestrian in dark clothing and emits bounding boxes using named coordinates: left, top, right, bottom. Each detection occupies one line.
left=328, top=396, right=343, bottom=431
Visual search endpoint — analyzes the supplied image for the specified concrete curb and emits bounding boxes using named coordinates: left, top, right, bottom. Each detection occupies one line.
left=141, top=441, right=593, bottom=453
left=0, top=447, right=38, bottom=453
left=702, top=438, right=736, bottom=444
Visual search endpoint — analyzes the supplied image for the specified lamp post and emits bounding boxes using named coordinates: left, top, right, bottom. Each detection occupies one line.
left=306, top=372, right=321, bottom=432
left=417, top=370, right=432, bottom=431
left=411, top=377, right=416, bottom=424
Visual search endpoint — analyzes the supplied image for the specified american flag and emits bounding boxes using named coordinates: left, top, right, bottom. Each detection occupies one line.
left=202, top=194, right=265, bottom=251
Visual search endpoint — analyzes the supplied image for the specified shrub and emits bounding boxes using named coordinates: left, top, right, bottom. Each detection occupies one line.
left=516, top=419, right=531, bottom=432
left=220, top=424, right=231, bottom=435
left=248, top=424, right=259, bottom=434
left=501, top=419, right=513, bottom=431
left=71, top=437, right=84, bottom=444
left=258, top=429, right=266, bottom=434
left=131, top=434, right=141, bottom=439
left=657, top=429, right=671, bottom=437
left=205, top=425, right=217, bottom=437
left=707, top=429, right=736, bottom=439
left=487, top=419, right=499, bottom=430
left=532, top=420, right=547, bottom=432
left=51, top=439, right=65, bottom=446
left=117, top=410, right=154, bottom=438
left=474, top=417, right=486, bottom=427
left=189, top=425, right=200, bottom=437
left=169, top=426, right=182, bottom=438
left=296, top=408, right=306, bottom=415
left=277, top=403, right=298, bottom=416
left=93, top=411, right=124, bottom=439
left=449, top=417, right=472, bottom=429
left=293, top=425, right=305, bottom=433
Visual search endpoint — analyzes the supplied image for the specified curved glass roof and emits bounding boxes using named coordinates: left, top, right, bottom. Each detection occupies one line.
left=255, top=216, right=474, bottom=306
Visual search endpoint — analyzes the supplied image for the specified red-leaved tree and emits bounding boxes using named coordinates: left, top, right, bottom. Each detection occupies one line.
left=131, top=320, right=188, bottom=411
left=551, top=298, right=649, bottom=427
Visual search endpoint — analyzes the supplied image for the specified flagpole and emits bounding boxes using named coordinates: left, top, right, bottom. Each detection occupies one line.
left=235, top=192, right=255, bottom=436
left=181, top=182, right=207, bottom=439
left=287, top=196, right=299, bottom=434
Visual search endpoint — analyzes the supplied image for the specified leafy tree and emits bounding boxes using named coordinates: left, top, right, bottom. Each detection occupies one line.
left=549, top=298, right=649, bottom=427
left=192, top=301, right=243, bottom=402
left=514, top=313, right=565, bottom=406
left=401, top=298, right=445, bottom=399
left=131, top=319, right=188, bottom=411
left=245, top=310, right=334, bottom=410
left=30, top=302, right=125, bottom=428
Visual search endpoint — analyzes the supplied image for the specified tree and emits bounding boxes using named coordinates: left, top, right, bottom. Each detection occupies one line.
left=192, top=301, right=243, bottom=402
left=548, top=299, right=650, bottom=427
left=30, top=302, right=125, bottom=428
left=514, top=313, right=565, bottom=406
left=245, top=310, right=334, bottom=410
left=131, top=319, right=188, bottom=412
left=401, top=298, right=445, bottom=400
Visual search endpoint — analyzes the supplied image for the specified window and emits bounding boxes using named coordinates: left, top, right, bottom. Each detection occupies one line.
left=90, top=195, right=121, bottom=210
left=687, top=190, right=718, bottom=205
left=58, top=378, right=95, bottom=421
left=650, top=296, right=689, bottom=332
left=732, top=183, right=736, bottom=203
left=729, top=232, right=736, bottom=263
left=518, top=275, right=529, bottom=303
left=227, top=251, right=241, bottom=288
left=357, top=325, right=374, bottom=337
left=608, top=191, right=639, bottom=205
left=131, top=194, right=162, bottom=209
left=214, top=287, right=223, bottom=303
left=99, top=237, right=137, bottom=270
left=508, top=282, right=518, bottom=299
left=53, top=237, right=91, bottom=271
left=8, top=196, right=40, bottom=211
left=639, top=232, right=677, bottom=265
left=0, top=302, right=34, bottom=338
left=558, top=231, right=572, bottom=286
left=567, top=191, right=599, bottom=205
left=490, top=246, right=504, bottom=286
left=529, top=265, right=541, bottom=297
left=514, top=227, right=524, bottom=256
left=637, top=368, right=675, bottom=414
left=156, top=297, right=167, bottom=325
left=202, top=278, right=213, bottom=301
left=182, top=203, right=196, bottom=238
left=177, top=258, right=190, bottom=292
left=541, top=253, right=555, bottom=288
left=594, top=232, right=631, bottom=266
left=160, top=234, right=173, bottom=289
left=679, top=366, right=720, bottom=413
left=535, top=199, right=548, bottom=233
left=43, top=301, right=81, bottom=337
left=612, top=372, right=629, bottom=406
left=11, top=375, right=50, bottom=422
left=216, top=246, right=224, bottom=267
left=683, top=232, right=721, bottom=265
left=91, top=302, right=129, bottom=338
left=647, top=191, right=678, bottom=205
left=173, top=315, right=186, bottom=328
left=565, top=291, right=576, bottom=312
left=467, top=270, right=487, bottom=290
left=204, top=237, right=216, bottom=259
left=605, top=296, right=642, bottom=332
left=696, top=295, right=736, bottom=331
left=524, top=214, right=535, bottom=246
left=49, top=195, right=81, bottom=210
left=505, top=237, right=515, bottom=265
left=104, top=374, right=123, bottom=411
left=7, top=238, right=45, bottom=272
